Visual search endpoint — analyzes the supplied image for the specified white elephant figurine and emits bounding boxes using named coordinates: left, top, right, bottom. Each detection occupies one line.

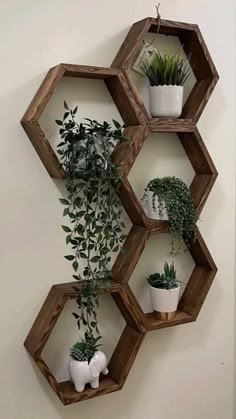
left=68, top=350, right=109, bottom=392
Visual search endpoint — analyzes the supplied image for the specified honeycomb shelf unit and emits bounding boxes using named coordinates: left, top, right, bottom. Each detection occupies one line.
left=22, top=16, right=219, bottom=406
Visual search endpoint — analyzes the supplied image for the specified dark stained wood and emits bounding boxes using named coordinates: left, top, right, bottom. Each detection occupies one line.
left=179, top=231, right=217, bottom=319
left=24, top=282, right=146, bottom=404
left=189, top=231, right=217, bottom=271
left=179, top=268, right=216, bottom=319
left=22, top=64, right=65, bottom=121
left=112, top=18, right=151, bottom=69
left=112, top=285, right=147, bottom=332
left=145, top=310, right=194, bottom=331
left=178, top=128, right=218, bottom=213
left=181, top=79, right=218, bottom=122
left=112, top=17, right=219, bottom=125
left=179, top=128, right=217, bottom=174
left=62, top=64, right=119, bottom=78
left=60, top=376, right=120, bottom=405
left=23, top=16, right=218, bottom=406
left=109, top=324, right=146, bottom=384
left=106, top=71, right=146, bottom=125
left=180, top=28, right=219, bottom=79
left=21, top=120, right=65, bottom=178
left=190, top=174, right=217, bottom=214
left=112, top=226, right=150, bottom=284
left=112, top=125, right=149, bottom=176
left=24, top=286, right=65, bottom=357
left=21, top=65, right=146, bottom=180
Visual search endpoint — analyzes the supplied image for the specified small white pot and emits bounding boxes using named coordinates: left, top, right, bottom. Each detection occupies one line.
left=68, top=350, right=108, bottom=393
left=149, top=85, right=184, bottom=118
left=142, top=189, right=168, bottom=220
left=149, top=284, right=180, bottom=315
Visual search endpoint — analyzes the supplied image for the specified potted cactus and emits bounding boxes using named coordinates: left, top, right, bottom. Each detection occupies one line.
left=69, top=332, right=108, bottom=393
left=141, top=50, right=191, bottom=118
left=147, top=262, right=180, bottom=320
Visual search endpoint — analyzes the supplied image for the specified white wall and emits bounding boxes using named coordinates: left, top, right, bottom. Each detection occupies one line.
left=0, top=1, right=235, bottom=418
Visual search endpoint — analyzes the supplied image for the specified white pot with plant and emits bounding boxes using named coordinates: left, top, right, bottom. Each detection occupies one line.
left=69, top=332, right=109, bottom=393
left=141, top=177, right=198, bottom=255
left=141, top=50, right=191, bottom=118
left=147, top=262, right=180, bottom=320
left=141, top=188, right=168, bottom=220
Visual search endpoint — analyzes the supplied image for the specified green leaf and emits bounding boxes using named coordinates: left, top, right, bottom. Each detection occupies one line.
left=63, top=112, right=69, bottom=120
left=90, top=321, right=97, bottom=328
left=59, top=198, right=69, bottom=205
left=63, top=207, right=69, bottom=217
left=55, top=120, right=63, bottom=126
left=112, top=119, right=121, bottom=129
left=64, top=255, right=74, bottom=261
left=64, top=100, right=69, bottom=110
left=66, top=234, right=71, bottom=244
left=79, top=252, right=87, bottom=259
left=73, top=260, right=79, bottom=271
left=61, top=225, right=71, bottom=233
left=72, top=312, right=79, bottom=319
left=73, top=105, right=78, bottom=115
left=91, top=256, right=99, bottom=263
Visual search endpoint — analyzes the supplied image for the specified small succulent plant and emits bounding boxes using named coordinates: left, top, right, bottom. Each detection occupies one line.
left=147, top=262, right=178, bottom=290
left=70, top=332, right=102, bottom=363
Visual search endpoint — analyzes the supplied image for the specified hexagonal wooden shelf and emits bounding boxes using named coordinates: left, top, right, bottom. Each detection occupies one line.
left=24, top=281, right=146, bottom=405
left=21, top=64, right=145, bottom=178
left=22, top=16, right=218, bottom=406
left=112, top=17, right=219, bottom=127
left=113, top=230, right=217, bottom=331
left=113, top=125, right=218, bottom=232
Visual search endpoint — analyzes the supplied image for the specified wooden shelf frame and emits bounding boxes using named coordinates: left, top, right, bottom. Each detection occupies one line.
left=113, top=230, right=217, bottom=331
left=112, top=17, right=219, bottom=127
left=24, top=282, right=146, bottom=405
left=21, top=64, right=146, bottom=178
left=113, top=125, right=218, bottom=232
left=22, top=17, right=219, bottom=406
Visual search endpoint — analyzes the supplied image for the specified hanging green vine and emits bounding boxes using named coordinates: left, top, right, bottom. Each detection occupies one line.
left=142, top=176, right=198, bottom=255
left=56, top=102, right=128, bottom=336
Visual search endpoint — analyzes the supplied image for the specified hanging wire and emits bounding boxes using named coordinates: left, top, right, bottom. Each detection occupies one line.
left=144, top=3, right=161, bottom=48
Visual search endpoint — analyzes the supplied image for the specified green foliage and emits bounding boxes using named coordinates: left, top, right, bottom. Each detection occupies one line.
left=141, top=50, right=191, bottom=87
left=56, top=102, right=127, bottom=336
left=142, top=176, right=198, bottom=255
left=147, top=262, right=178, bottom=290
left=70, top=332, right=102, bottom=363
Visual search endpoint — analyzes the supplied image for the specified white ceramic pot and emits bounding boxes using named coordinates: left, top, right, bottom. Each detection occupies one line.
left=142, top=189, right=168, bottom=220
left=68, top=350, right=109, bottom=393
left=149, top=85, right=184, bottom=118
left=149, top=284, right=180, bottom=314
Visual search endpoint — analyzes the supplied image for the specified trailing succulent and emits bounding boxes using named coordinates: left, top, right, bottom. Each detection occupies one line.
left=142, top=176, right=198, bottom=254
left=70, top=332, right=102, bottom=363
left=141, top=50, right=191, bottom=87
left=147, top=261, right=178, bottom=290
left=56, top=102, right=128, bottom=341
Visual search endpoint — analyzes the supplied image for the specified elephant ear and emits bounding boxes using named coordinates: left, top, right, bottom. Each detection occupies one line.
left=89, top=359, right=99, bottom=378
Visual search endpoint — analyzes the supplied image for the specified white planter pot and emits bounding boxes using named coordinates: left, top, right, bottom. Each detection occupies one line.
left=142, top=189, right=168, bottom=220
left=68, top=350, right=109, bottom=393
left=149, top=85, right=184, bottom=118
left=149, top=284, right=180, bottom=316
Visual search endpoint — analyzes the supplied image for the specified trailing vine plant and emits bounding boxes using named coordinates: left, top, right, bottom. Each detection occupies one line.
left=142, top=176, right=198, bottom=255
left=56, top=102, right=127, bottom=340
